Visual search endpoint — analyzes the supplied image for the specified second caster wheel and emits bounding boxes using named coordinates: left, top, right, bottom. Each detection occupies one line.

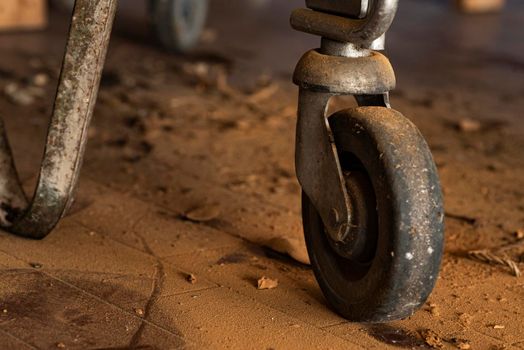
left=150, top=0, right=208, bottom=53
left=303, top=106, right=444, bottom=322
left=53, top=0, right=208, bottom=53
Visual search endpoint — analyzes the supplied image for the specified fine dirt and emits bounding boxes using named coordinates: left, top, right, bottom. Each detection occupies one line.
left=0, top=0, right=523, bottom=349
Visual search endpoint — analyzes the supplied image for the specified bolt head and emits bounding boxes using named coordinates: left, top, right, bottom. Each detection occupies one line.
left=329, top=208, right=340, bottom=226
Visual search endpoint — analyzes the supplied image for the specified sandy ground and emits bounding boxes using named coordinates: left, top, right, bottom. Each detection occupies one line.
left=0, top=0, right=523, bottom=349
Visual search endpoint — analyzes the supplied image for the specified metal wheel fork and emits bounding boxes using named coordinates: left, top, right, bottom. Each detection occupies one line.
left=0, top=0, right=118, bottom=239
left=292, top=0, right=398, bottom=245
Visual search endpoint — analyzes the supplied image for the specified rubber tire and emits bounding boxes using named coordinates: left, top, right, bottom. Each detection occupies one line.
left=150, top=0, right=208, bottom=53
left=303, top=107, right=444, bottom=322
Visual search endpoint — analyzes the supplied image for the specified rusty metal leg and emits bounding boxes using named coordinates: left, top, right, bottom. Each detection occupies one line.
left=0, top=0, right=118, bottom=239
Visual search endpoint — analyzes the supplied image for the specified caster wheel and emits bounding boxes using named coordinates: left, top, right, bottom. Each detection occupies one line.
left=303, top=107, right=444, bottom=322
left=150, top=0, right=208, bottom=53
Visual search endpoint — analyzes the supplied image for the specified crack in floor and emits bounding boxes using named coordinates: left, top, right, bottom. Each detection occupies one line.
left=127, top=230, right=169, bottom=348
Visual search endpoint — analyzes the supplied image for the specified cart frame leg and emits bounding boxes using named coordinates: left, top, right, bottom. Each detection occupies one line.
left=0, top=0, right=118, bottom=239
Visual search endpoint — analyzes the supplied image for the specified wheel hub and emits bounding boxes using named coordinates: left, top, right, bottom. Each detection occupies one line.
left=328, top=168, right=378, bottom=262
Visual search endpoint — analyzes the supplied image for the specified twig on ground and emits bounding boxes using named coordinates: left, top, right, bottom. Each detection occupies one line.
left=445, top=212, right=477, bottom=225
left=468, top=249, right=521, bottom=277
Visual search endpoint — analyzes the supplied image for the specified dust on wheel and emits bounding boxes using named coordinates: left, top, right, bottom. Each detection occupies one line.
left=150, top=0, right=208, bottom=53
left=303, top=106, right=444, bottom=322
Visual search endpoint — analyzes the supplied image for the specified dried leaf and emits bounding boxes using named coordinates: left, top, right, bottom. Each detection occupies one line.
left=457, top=118, right=481, bottom=132
left=134, top=308, right=144, bottom=317
left=257, top=276, right=278, bottom=290
left=419, top=329, right=443, bottom=348
left=186, top=273, right=197, bottom=284
left=183, top=204, right=221, bottom=222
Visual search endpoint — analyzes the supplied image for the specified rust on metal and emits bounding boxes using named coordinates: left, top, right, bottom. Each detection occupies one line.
left=293, top=49, right=396, bottom=94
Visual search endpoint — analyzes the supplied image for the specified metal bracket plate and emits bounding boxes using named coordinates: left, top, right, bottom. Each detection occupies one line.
left=295, top=89, right=391, bottom=243
left=296, top=89, right=350, bottom=242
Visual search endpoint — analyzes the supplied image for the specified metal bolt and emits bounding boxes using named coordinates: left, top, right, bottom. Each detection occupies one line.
left=328, top=208, right=347, bottom=242
left=329, top=207, right=340, bottom=226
